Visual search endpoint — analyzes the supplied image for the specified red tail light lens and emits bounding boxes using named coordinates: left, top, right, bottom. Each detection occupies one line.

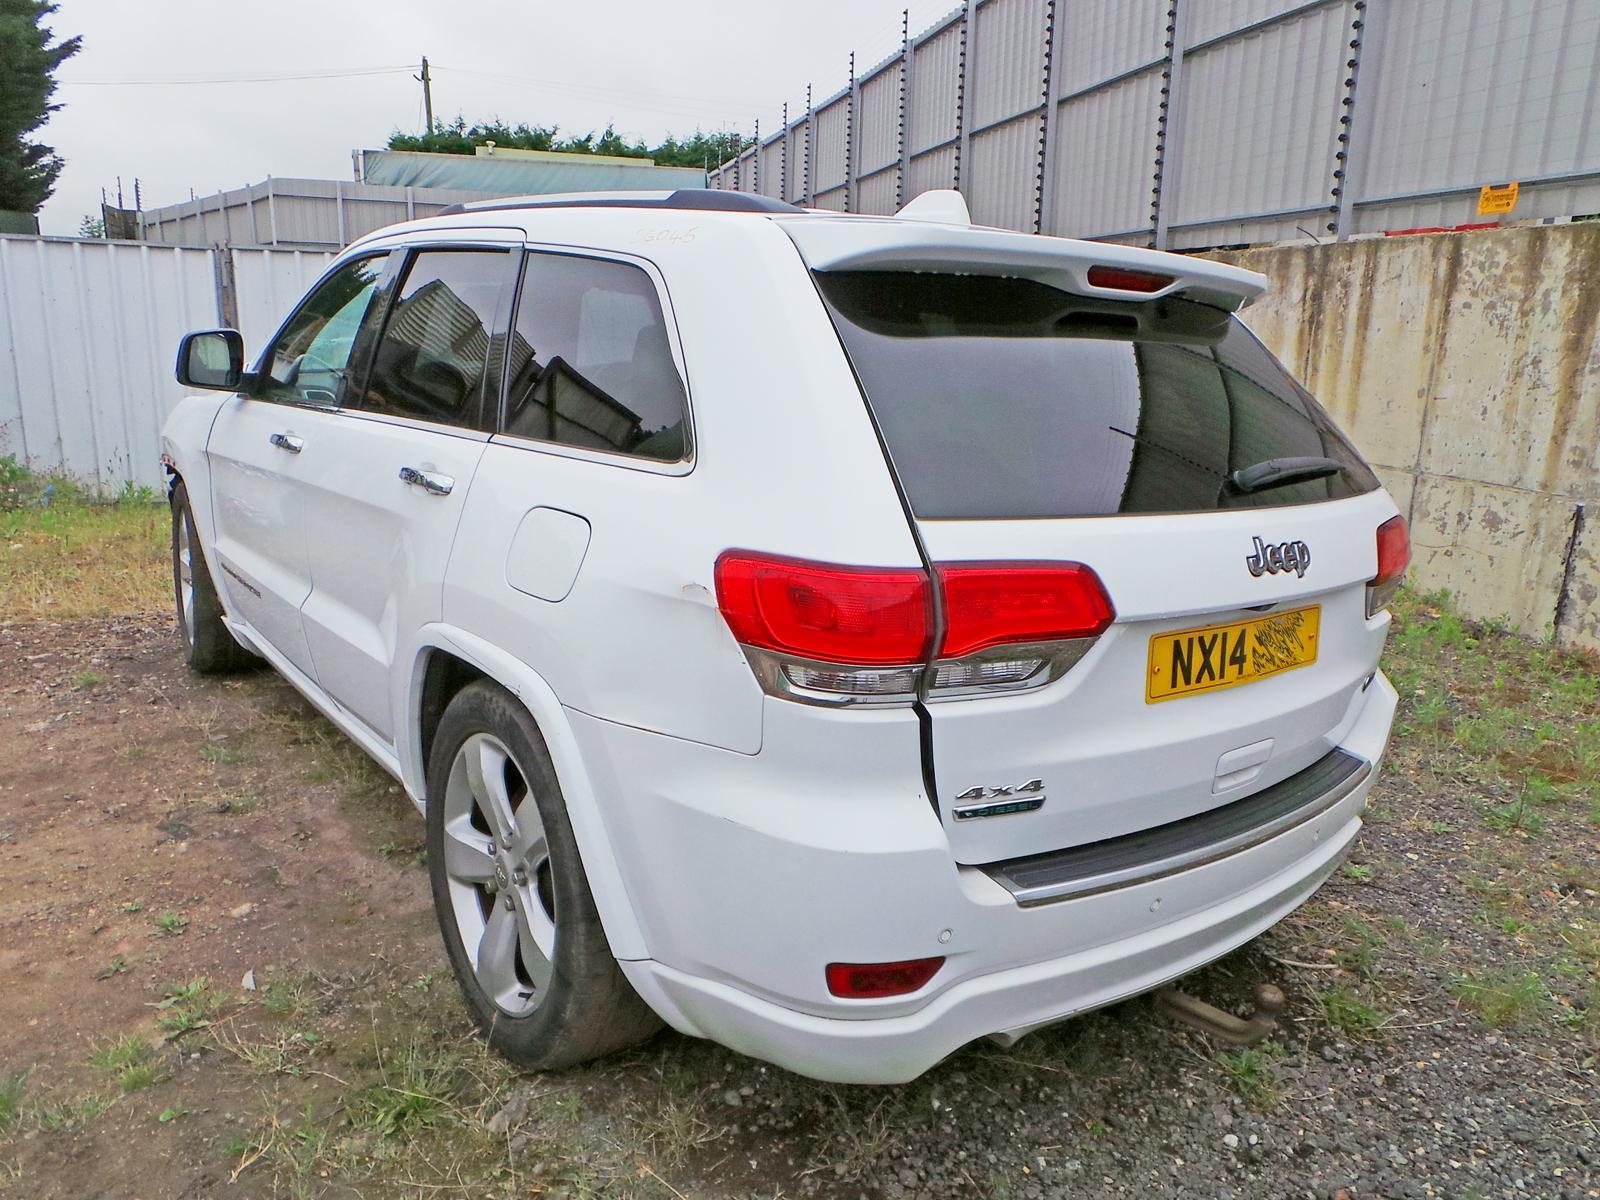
left=826, top=957, right=945, bottom=999
left=1367, top=515, right=1411, bottom=616
left=937, top=563, right=1115, bottom=658
left=1086, top=265, right=1175, bottom=293
left=714, top=552, right=932, bottom=665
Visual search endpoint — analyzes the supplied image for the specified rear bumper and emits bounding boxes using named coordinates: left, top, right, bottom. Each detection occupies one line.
left=573, top=671, right=1396, bottom=1084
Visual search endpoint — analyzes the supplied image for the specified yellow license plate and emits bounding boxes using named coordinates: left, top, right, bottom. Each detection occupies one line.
left=1146, top=605, right=1320, bottom=703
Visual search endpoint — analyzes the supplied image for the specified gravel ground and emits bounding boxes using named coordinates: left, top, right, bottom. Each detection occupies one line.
left=2, top=592, right=1597, bottom=1199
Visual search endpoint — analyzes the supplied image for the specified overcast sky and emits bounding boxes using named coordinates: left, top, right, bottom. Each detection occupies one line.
left=38, top=0, right=959, bottom=235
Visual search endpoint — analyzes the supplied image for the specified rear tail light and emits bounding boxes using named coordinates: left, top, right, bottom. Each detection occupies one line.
left=1085, top=265, right=1175, bottom=293
left=1367, top=515, right=1411, bottom=617
left=715, top=552, right=1115, bottom=705
left=826, top=957, right=944, bottom=999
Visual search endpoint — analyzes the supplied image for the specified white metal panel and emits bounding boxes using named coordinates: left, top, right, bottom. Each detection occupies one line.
left=1167, top=2, right=1349, bottom=228
left=814, top=96, right=850, bottom=192
left=812, top=185, right=849, bottom=212
left=0, top=236, right=216, bottom=492
left=909, top=21, right=963, bottom=153
left=1055, top=0, right=1167, bottom=94
left=759, top=138, right=786, bottom=198
left=908, top=143, right=959, bottom=196
left=1051, top=67, right=1163, bottom=238
left=791, top=116, right=812, bottom=200
left=973, top=0, right=1049, bottom=127
left=230, top=247, right=336, bottom=351
left=1185, top=0, right=1325, bottom=47
left=966, top=115, right=1043, bottom=231
left=857, top=168, right=901, bottom=214
left=1361, top=0, right=1600, bottom=200
left=858, top=63, right=902, bottom=174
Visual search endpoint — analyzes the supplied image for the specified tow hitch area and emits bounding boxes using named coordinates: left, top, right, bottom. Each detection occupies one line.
left=1156, top=982, right=1286, bottom=1047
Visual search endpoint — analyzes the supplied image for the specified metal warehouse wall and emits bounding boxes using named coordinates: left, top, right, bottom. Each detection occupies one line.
left=711, top=0, right=1600, bottom=248
left=1213, top=222, right=1600, bottom=651
left=0, top=236, right=333, bottom=493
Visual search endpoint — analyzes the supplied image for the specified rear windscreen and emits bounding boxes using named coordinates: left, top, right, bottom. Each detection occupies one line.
left=815, top=272, right=1379, bottom=520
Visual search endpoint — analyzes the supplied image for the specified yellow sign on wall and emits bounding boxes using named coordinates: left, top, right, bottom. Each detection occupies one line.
left=1477, top=182, right=1520, bottom=215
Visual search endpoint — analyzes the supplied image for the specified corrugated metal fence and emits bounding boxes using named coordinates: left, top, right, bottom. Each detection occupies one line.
left=0, top=235, right=333, bottom=494
left=710, top=0, right=1600, bottom=249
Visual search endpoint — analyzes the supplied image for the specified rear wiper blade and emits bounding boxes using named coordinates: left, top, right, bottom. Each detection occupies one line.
left=1229, top=456, right=1347, bottom=494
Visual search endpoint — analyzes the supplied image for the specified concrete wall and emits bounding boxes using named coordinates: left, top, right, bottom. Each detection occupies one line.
left=1213, top=223, right=1600, bottom=650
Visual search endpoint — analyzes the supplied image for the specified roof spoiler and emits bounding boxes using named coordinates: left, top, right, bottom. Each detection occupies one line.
left=779, top=217, right=1268, bottom=312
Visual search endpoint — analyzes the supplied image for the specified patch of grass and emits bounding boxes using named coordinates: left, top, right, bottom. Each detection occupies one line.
left=71, top=669, right=104, bottom=691
left=0, top=469, right=168, bottom=619
left=1318, top=987, right=1386, bottom=1038
left=88, top=1035, right=154, bottom=1075
left=1217, top=1044, right=1281, bottom=1110
left=34, top=1094, right=113, bottom=1131
left=155, top=977, right=223, bottom=1038
left=95, top=954, right=131, bottom=980
left=201, top=740, right=249, bottom=766
left=0, top=1072, right=24, bottom=1136
left=352, top=1037, right=463, bottom=1139
left=1452, top=970, right=1550, bottom=1028
left=258, top=970, right=315, bottom=1019
left=152, top=912, right=189, bottom=937
left=1331, top=916, right=1386, bottom=980
left=1342, top=863, right=1373, bottom=881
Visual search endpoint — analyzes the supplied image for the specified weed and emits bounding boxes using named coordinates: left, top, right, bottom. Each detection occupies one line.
left=95, top=954, right=131, bottom=979
left=121, top=900, right=143, bottom=913
left=155, top=978, right=222, bottom=1038
left=352, top=1038, right=463, bottom=1138
left=1217, top=1045, right=1281, bottom=1110
left=153, top=912, right=189, bottom=937
left=157, top=1102, right=189, bottom=1123
left=1452, top=970, right=1550, bottom=1028
left=72, top=669, right=104, bottom=690
left=34, top=1095, right=112, bottom=1131
left=1485, top=792, right=1547, bottom=836
left=1332, top=916, right=1385, bottom=980
left=1342, top=863, right=1373, bottom=881
left=119, top=744, right=149, bottom=760
left=1319, top=987, right=1386, bottom=1038
left=89, top=1035, right=154, bottom=1074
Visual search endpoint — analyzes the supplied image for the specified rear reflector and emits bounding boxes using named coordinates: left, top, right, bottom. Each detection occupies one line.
left=1086, top=265, right=1175, bottom=293
left=937, top=563, right=1115, bottom=658
left=715, top=552, right=931, bottom=665
left=1367, top=515, right=1411, bottom=616
left=826, top=957, right=945, bottom=999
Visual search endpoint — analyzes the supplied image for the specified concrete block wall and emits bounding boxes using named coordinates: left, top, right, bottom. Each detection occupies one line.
left=1213, top=224, right=1600, bottom=651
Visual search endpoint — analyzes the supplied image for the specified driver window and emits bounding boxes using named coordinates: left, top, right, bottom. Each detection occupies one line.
left=256, top=255, right=389, bottom=407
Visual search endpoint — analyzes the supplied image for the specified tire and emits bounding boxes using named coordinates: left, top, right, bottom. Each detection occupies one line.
left=170, top=480, right=252, bottom=675
left=425, top=680, right=662, bottom=1069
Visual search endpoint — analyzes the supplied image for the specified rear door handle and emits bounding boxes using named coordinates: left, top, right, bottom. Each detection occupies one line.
left=399, top=466, right=454, bottom=496
left=268, top=432, right=303, bottom=454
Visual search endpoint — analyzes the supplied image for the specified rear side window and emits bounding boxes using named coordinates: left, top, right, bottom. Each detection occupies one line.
left=504, top=252, right=689, bottom=462
left=360, top=249, right=511, bottom=431
left=815, top=273, right=1378, bottom=520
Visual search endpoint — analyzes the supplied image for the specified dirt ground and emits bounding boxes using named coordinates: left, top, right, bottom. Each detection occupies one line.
left=2, top=597, right=1598, bottom=1200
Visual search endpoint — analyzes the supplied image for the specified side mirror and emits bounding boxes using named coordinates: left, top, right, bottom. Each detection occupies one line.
left=176, top=329, right=246, bottom=391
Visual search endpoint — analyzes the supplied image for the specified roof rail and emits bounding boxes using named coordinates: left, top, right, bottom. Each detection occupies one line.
left=436, top=189, right=804, bottom=216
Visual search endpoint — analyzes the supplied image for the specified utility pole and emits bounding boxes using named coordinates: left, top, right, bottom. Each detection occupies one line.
left=416, top=56, right=435, bottom=133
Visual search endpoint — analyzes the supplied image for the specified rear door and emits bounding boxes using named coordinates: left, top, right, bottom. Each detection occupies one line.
left=297, top=241, right=519, bottom=746
left=206, top=253, right=391, bottom=678
left=814, top=271, right=1399, bottom=864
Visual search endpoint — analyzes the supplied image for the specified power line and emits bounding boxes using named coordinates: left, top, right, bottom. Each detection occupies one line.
left=59, top=65, right=415, bottom=86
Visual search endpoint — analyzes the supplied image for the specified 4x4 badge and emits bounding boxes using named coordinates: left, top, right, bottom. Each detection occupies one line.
left=953, top=778, right=1045, bottom=820
left=1246, top=536, right=1311, bottom=579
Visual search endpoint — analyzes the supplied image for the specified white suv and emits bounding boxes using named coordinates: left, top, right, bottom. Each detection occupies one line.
left=162, top=189, right=1405, bottom=1084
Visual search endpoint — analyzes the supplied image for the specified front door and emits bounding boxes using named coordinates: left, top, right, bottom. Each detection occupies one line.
left=297, top=245, right=518, bottom=746
left=205, top=253, right=392, bottom=679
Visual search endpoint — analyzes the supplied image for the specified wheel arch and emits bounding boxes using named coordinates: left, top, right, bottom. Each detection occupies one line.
left=404, top=625, right=649, bottom=961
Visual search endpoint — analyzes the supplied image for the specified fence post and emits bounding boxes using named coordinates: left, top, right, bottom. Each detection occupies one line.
left=265, top=178, right=279, bottom=246
left=1151, top=0, right=1191, bottom=250
left=847, top=53, right=859, bottom=212
left=212, top=243, right=239, bottom=330
left=805, top=85, right=815, bottom=206
left=956, top=0, right=977, bottom=191
left=753, top=120, right=761, bottom=196
left=335, top=179, right=348, bottom=246
left=897, top=8, right=912, bottom=208
left=1333, top=0, right=1384, bottom=240
left=1035, top=0, right=1062, bottom=234
left=781, top=102, right=790, bottom=202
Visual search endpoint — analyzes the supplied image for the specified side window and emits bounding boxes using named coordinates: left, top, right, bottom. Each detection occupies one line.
left=359, top=249, right=511, bottom=431
left=504, top=252, right=689, bottom=462
left=255, top=255, right=389, bottom=407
